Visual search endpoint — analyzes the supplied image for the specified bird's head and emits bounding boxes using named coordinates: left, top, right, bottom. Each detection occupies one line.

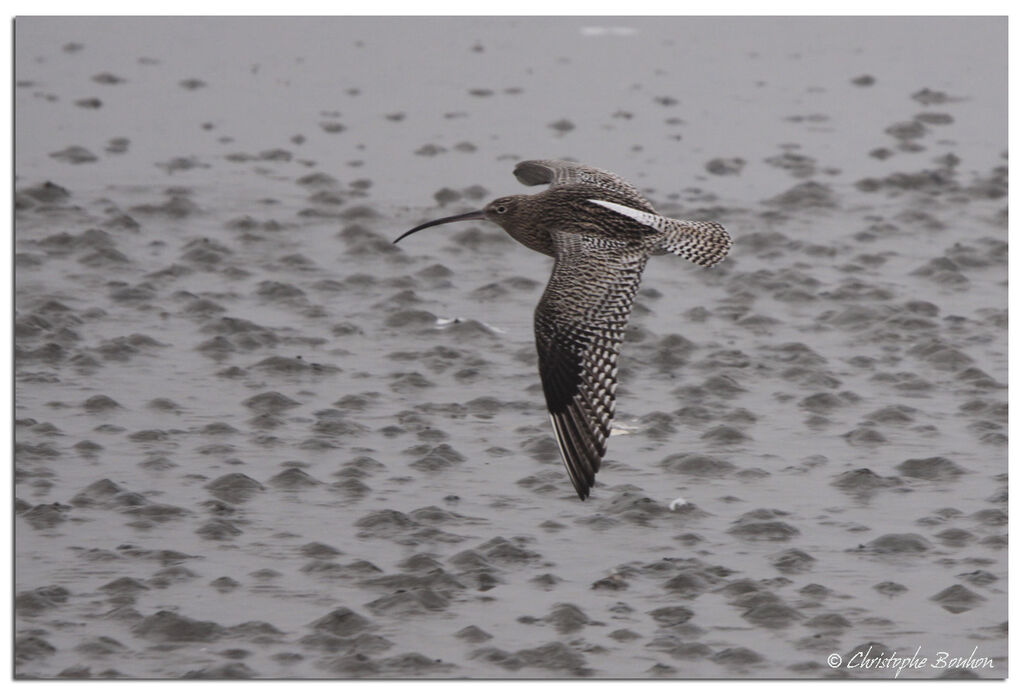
left=393, top=195, right=527, bottom=244
left=482, top=195, right=524, bottom=226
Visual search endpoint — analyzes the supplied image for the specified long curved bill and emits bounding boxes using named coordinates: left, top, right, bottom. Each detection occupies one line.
left=393, top=209, right=487, bottom=244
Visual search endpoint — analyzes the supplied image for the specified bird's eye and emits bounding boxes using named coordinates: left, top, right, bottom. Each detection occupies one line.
left=496, top=205, right=507, bottom=214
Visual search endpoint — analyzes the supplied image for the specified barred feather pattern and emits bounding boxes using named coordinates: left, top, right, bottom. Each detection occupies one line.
left=535, top=229, right=649, bottom=500
left=658, top=219, right=732, bottom=267
left=587, top=199, right=732, bottom=268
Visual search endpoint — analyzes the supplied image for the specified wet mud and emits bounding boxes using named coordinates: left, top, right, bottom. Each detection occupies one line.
left=15, top=17, right=1006, bottom=678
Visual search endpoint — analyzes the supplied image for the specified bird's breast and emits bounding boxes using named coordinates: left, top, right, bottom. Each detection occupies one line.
left=505, top=225, right=556, bottom=257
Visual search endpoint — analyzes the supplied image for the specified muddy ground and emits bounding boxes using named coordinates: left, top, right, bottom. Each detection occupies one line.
left=14, top=17, right=1007, bottom=678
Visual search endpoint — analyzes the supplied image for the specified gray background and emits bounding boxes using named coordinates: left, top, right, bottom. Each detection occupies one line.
left=15, top=17, right=1007, bottom=678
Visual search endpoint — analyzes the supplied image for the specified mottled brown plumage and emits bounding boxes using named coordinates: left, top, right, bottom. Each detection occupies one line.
left=395, top=160, right=731, bottom=500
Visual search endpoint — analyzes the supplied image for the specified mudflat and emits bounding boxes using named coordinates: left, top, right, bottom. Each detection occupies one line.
left=14, top=17, right=1006, bottom=678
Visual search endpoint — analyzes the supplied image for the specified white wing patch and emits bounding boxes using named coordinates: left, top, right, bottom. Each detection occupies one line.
left=587, top=199, right=669, bottom=233
left=590, top=198, right=732, bottom=268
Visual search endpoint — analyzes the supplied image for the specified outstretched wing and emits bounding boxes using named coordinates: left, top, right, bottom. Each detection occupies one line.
left=514, top=160, right=655, bottom=212
left=534, top=229, right=649, bottom=500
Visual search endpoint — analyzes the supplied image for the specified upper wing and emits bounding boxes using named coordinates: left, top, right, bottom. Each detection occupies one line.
left=514, top=160, right=655, bottom=212
left=534, top=229, right=649, bottom=500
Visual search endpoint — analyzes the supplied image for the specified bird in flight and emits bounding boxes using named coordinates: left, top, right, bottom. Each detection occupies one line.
left=395, top=160, right=731, bottom=500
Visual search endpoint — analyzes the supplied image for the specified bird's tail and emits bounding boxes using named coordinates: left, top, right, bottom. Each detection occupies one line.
left=656, top=219, right=732, bottom=267
left=584, top=198, right=731, bottom=267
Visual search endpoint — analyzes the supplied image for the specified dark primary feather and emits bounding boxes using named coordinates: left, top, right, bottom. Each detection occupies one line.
left=514, top=159, right=655, bottom=212
left=534, top=229, right=649, bottom=499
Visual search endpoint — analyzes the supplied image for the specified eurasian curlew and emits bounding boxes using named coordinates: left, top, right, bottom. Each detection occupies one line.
left=395, top=160, right=731, bottom=500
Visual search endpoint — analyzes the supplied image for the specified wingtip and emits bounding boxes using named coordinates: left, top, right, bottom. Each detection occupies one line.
left=570, top=478, right=591, bottom=501
left=513, top=160, right=550, bottom=187
left=548, top=411, right=601, bottom=502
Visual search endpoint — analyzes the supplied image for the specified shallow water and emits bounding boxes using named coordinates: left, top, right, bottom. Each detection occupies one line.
left=15, top=16, right=1006, bottom=678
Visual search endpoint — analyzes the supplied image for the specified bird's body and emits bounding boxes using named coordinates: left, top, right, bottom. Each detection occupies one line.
left=395, top=160, right=731, bottom=500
